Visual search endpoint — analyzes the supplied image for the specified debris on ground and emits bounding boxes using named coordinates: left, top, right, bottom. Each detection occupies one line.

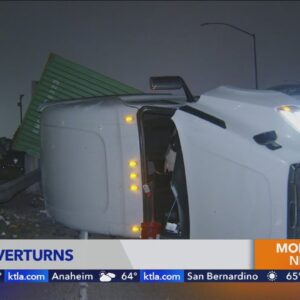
left=0, top=215, right=10, bottom=226
left=0, top=192, right=110, bottom=239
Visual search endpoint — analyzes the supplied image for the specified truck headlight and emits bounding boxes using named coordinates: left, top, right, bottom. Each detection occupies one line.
left=278, top=105, right=300, bottom=132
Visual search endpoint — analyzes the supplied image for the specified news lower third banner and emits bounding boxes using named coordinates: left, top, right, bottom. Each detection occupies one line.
left=0, top=240, right=300, bottom=283
left=1, top=270, right=300, bottom=283
left=0, top=240, right=252, bottom=269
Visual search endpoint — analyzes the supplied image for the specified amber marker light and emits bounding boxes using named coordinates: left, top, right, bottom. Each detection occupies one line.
left=277, top=105, right=300, bottom=132
left=278, top=105, right=292, bottom=112
left=131, top=225, right=141, bottom=233
left=130, top=184, right=139, bottom=192
left=128, top=160, right=138, bottom=168
left=129, top=172, right=138, bottom=180
left=124, top=114, right=134, bottom=124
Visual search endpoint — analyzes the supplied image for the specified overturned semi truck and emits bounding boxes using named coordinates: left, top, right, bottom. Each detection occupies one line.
left=40, top=76, right=300, bottom=239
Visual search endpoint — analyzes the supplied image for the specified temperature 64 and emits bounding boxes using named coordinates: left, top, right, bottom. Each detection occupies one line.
left=121, top=272, right=138, bottom=281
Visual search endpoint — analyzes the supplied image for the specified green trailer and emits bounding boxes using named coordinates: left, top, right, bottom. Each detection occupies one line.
left=13, top=53, right=142, bottom=157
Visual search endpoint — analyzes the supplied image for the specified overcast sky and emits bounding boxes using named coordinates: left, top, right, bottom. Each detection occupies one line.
left=1, top=1, right=300, bottom=137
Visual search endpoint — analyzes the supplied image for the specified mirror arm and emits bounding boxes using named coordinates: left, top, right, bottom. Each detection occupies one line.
left=180, top=78, right=196, bottom=102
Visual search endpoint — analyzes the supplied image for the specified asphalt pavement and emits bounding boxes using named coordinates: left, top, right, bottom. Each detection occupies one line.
left=3, top=282, right=300, bottom=300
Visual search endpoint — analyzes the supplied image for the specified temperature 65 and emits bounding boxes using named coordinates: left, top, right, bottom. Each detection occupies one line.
left=286, top=272, right=300, bottom=281
left=121, top=272, right=138, bottom=281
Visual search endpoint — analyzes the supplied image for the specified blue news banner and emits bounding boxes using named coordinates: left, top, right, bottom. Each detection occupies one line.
left=1, top=270, right=300, bottom=283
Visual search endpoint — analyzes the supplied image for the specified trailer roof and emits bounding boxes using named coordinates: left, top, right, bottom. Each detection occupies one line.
left=12, top=54, right=142, bottom=157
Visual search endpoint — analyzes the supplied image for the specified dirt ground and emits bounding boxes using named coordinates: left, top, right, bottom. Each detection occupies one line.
left=0, top=192, right=109, bottom=239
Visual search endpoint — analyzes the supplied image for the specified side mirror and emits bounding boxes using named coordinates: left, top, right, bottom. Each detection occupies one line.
left=150, top=76, right=182, bottom=90
left=149, top=76, right=198, bottom=102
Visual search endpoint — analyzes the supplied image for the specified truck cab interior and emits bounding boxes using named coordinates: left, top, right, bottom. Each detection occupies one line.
left=138, top=106, right=190, bottom=238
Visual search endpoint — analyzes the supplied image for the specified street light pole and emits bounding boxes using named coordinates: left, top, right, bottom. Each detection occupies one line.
left=17, top=94, right=24, bottom=125
left=252, top=33, right=258, bottom=89
left=201, top=22, right=258, bottom=89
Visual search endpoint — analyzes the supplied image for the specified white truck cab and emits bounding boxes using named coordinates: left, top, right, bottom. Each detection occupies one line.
left=40, top=77, right=300, bottom=239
